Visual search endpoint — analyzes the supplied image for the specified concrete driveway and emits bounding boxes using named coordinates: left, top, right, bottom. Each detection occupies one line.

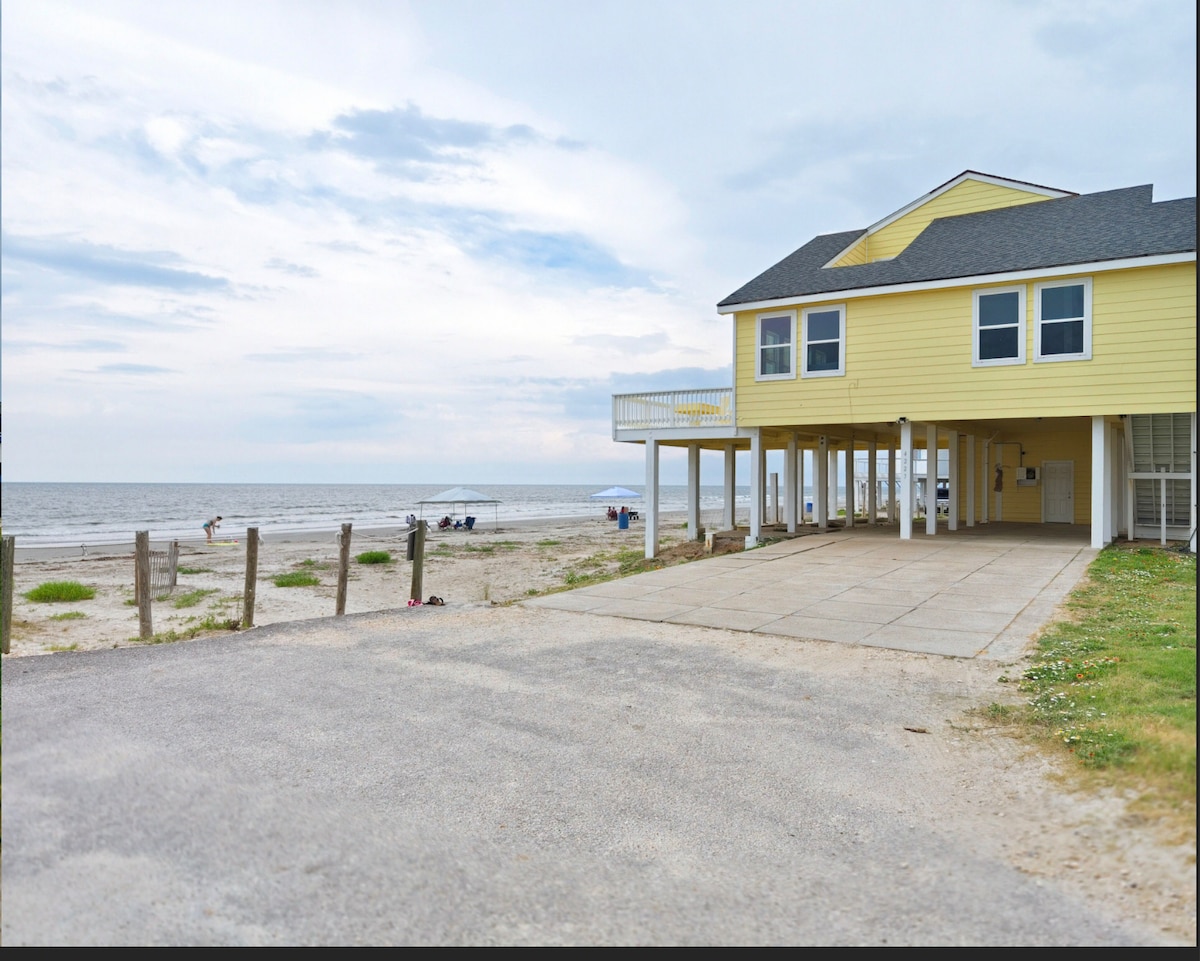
left=528, top=523, right=1097, bottom=659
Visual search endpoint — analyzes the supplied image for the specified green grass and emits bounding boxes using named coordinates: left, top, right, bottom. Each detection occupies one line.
left=1003, top=544, right=1195, bottom=836
left=48, top=611, right=88, bottom=621
left=173, top=588, right=219, bottom=609
left=536, top=539, right=562, bottom=547
left=273, top=570, right=321, bottom=588
left=24, top=581, right=96, bottom=603
left=177, top=566, right=213, bottom=575
left=130, top=614, right=242, bottom=645
left=356, top=550, right=392, bottom=565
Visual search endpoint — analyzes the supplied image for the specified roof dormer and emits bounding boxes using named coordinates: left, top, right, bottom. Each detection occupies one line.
left=825, top=171, right=1076, bottom=268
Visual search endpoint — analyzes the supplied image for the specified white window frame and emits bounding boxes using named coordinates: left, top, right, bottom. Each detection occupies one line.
left=755, top=310, right=796, bottom=382
left=972, top=285, right=1026, bottom=367
left=801, top=304, right=846, bottom=378
left=1034, top=276, right=1092, bottom=362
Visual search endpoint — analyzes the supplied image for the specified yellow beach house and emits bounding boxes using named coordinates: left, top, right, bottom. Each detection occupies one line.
left=613, top=171, right=1197, bottom=558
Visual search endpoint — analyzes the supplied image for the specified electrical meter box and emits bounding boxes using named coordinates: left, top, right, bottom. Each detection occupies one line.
left=1015, top=466, right=1040, bottom=486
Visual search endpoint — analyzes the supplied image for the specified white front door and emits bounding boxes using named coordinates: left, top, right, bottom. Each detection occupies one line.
left=1043, top=460, right=1074, bottom=523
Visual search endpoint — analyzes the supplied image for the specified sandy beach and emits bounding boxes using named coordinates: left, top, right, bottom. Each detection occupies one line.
left=4, top=512, right=710, bottom=657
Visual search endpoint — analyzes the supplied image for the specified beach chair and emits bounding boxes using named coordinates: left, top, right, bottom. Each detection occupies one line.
left=464, top=516, right=476, bottom=531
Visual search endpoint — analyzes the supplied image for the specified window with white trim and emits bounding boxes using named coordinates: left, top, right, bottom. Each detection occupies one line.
left=801, top=304, right=845, bottom=377
left=1035, top=277, right=1091, bottom=361
left=972, top=286, right=1026, bottom=366
left=756, top=311, right=796, bottom=380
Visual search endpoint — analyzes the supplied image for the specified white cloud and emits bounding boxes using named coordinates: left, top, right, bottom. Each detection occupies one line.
left=2, top=0, right=1194, bottom=483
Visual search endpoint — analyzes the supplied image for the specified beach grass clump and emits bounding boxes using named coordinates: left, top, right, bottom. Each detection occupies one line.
left=24, top=581, right=96, bottom=603
left=464, top=544, right=495, bottom=554
left=173, top=588, right=218, bottom=609
left=273, top=570, right=320, bottom=588
left=177, top=566, right=213, bottom=575
left=356, top=550, right=392, bottom=565
left=49, top=611, right=88, bottom=621
left=536, top=539, right=561, bottom=547
left=131, top=614, right=242, bottom=645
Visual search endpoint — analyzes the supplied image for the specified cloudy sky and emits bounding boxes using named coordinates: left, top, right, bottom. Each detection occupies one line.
left=2, top=0, right=1195, bottom=485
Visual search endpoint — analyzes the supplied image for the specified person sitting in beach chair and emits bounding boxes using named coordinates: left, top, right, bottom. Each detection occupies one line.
left=607, top=506, right=618, bottom=521
left=453, top=519, right=463, bottom=529
left=464, top=516, right=476, bottom=531
left=438, top=515, right=453, bottom=530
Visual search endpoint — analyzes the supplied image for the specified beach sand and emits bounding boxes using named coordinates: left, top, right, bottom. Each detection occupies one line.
left=4, top=512, right=715, bottom=656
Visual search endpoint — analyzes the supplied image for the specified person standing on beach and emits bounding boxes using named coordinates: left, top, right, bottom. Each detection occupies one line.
left=203, top=516, right=222, bottom=543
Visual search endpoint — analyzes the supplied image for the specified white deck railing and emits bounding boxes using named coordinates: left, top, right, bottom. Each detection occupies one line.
left=613, top=388, right=734, bottom=431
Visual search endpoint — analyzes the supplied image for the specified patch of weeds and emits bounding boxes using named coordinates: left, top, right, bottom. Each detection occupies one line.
left=47, top=643, right=80, bottom=652
left=464, top=544, right=496, bottom=554
left=356, top=550, right=392, bottom=565
left=48, top=611, right=88, bottom=621
left=177, top=566, right=213, bottom=575
left=536, top=539, right=561, bottom=547
left=130, top=614, right=241, bottom=645
left=273, top=571, right=320, bottom=588
left=24, top=581, right=96, bottom=603
left=492, top=540, right=520, bottom=551
left=173, top=588, right=219, bottom=609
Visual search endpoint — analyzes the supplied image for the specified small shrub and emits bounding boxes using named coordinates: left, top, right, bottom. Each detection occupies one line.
left=274, top=571, right=320, bottom=588
left=49, top=611, right=88, bottom=621
left=24, top=581, right=95, bottom=603
left=356, top=550, right=392, bottom=565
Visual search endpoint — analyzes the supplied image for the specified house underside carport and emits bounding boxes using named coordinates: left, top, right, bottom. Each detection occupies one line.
left=613, top=389, right=1197, bottom=559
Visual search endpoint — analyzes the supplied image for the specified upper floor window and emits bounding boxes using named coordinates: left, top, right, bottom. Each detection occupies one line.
left=1035, top=277, right=1091, bottom=361
left=756, top=311, right=796, bottom=380
left=802, top=304, right=845, bottom=377
left=973, top=286, right=1026, bottom=366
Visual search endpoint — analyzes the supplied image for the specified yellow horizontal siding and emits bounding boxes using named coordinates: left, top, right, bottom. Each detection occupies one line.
left=829, top=239, right=868, bottom=267
left=735, top=262, right=1196, bottom=425
left=867, top=180, right=1052, bottom=262
left=946, top=428, right=1092, bottom=524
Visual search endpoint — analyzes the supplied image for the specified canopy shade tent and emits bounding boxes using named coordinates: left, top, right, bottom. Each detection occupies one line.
left=417, top=487, right=500, bottom=529
left=590, top=486, right=641, bottom=499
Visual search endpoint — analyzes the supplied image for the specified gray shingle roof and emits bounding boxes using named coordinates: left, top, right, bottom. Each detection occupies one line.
left=717, top=185, right=1197, bottom=308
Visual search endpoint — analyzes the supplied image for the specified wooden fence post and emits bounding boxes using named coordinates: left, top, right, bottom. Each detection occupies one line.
left=135, top=531, right=152, bottom=641
left=242, top=527, right=259, bottom=629
left=336, top=523, right=352, bottom=615
left=2, top=534, right=14, bottom=655
left=410, top=521, right=427, bottom=603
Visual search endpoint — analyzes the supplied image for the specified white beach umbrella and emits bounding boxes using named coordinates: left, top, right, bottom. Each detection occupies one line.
left=589, top=486, right=641, bottom=499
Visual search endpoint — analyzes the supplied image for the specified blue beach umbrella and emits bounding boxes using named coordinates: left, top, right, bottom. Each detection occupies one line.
left=590, top=486, right=641, bottom=499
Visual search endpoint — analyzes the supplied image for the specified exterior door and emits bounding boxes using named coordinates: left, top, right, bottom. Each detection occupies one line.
left=1043, top=460, right=1074, bottom=523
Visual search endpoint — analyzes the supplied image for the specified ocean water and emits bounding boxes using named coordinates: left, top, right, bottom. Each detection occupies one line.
left=1, top=482, right=752, bottom=549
